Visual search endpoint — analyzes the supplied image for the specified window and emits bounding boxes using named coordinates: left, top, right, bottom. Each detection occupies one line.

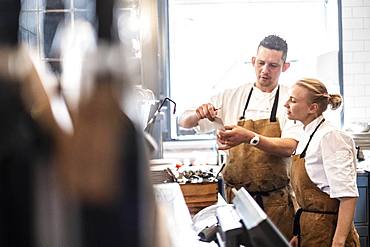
left=19, top=0, right=95, bottom=73
left=166, top=0, right=341, bottom=140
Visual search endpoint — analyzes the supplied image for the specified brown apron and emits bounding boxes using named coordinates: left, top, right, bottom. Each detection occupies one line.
left=222, top=86, right=295, bottom=240
left=291, top=118, right=360, bottom=247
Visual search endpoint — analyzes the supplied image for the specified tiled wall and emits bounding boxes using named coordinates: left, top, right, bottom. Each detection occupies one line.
left=342, top=0, right=370, bottom=124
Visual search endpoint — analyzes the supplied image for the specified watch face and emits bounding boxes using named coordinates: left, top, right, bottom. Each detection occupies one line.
left=250, top=135, right=259, bottom=145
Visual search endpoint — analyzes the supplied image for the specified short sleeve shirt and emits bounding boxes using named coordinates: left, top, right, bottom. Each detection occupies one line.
left=295, top=115, right=359, bottom=198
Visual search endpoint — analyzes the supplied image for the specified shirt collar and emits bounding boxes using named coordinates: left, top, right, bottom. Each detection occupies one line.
left=253, top=84, right=279, bottom=98
left=304, top=115, right=325, bottom=134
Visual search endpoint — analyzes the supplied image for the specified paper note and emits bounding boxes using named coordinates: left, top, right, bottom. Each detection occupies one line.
left=214, top=117, right=225, bottom=130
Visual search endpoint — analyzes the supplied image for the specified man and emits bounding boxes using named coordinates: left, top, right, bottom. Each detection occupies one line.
left=179, top=35, right=302, bottom=240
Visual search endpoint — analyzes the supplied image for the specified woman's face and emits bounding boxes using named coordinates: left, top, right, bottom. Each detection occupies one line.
left=284, top=84, right=312, bottom=124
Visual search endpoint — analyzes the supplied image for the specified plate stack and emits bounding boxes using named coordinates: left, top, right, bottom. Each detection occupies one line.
left=349, top=131, right=370, bottom=150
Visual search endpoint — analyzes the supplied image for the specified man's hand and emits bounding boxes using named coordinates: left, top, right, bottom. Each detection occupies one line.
left=179, top=103, right=221, bottom=128
left=195, top=103, right=219, bottom=121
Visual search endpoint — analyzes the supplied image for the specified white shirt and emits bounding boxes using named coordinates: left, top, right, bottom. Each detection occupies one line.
left=197, top=83, right=302, bottom=140
left=295, top=115, right=359, bottom=198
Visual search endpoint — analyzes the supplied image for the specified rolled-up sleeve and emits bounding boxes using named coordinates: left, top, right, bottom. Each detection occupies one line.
left=321, top=132, right=359, bottom=198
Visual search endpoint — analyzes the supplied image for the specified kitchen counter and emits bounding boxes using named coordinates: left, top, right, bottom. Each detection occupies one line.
left=153, top=183, right=219, bottom=247
left=151, top=160, right=369, bottom=246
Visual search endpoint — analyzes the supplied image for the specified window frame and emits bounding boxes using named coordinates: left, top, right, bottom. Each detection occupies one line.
left=160, top=0, right=344, bottom=141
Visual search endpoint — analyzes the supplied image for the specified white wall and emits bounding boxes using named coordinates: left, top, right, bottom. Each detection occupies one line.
left=342, top=0, right=370, bottom=125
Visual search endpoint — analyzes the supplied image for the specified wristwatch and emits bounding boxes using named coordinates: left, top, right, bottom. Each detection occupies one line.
left=249, top=135, right=260, bottom=146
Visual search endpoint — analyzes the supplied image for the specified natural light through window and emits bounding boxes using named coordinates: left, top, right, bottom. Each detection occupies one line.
left=168, top=0, right=340, bottom=139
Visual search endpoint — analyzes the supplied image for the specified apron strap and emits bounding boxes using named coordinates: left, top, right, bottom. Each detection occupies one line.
left=299, top=118, right=325, bottom=158
left=270, top=85, right=279, bottom=122
left=240, top=87, right=254, bottom=120
left=293, top=208, right=337, bottom=241
left=249, top=183, right=287, bottom=210
left=226, top=182, right=288, bottom=210
left=240, top=86, right=280, bottom=122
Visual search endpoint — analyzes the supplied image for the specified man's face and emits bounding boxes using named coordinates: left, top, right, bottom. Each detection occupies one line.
left=252, top=46, right=288, bottom=90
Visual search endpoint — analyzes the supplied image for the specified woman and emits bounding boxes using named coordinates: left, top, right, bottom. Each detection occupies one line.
left=284, top=78, right=360, bottom=247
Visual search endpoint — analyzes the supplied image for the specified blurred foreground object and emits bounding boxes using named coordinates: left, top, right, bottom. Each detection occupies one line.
left=0, top=30, right=169, bottom=247
left=54, top=42, right=170, bottom=246
left=0, top=0, right=170, bottom=245
left=0, top=43, right=55, bottom=247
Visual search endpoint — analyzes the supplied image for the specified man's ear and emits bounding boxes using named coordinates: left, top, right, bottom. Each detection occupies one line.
left=282, top=62, right=290, bottom=72
left=252, top=57, right=256, bottom=66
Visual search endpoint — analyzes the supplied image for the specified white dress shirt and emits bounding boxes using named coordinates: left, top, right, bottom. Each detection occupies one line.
left=295, top=115, right=359, bottom=198
left=197, top=83, right=303, bottom=141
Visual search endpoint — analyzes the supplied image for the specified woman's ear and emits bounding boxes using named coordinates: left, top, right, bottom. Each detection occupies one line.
left=308, top=102, right=319, bottom=114
left=282, top=62, right=290, bottom=72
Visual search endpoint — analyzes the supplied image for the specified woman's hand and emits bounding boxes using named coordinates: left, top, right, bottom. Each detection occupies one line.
left=218, top=125, right=299, bottom=156
left=331, top=240, right=345, bottom=247
left=217, top=125, right=253, bottom=150
left=289, top=235, right=298, bottom=247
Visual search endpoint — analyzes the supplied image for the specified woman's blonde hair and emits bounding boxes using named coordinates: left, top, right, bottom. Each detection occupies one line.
left=295, top=78, right=342, bottom=114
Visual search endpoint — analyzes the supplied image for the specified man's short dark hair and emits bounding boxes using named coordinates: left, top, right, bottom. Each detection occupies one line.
left=258, top=35, right=288, bottom=62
